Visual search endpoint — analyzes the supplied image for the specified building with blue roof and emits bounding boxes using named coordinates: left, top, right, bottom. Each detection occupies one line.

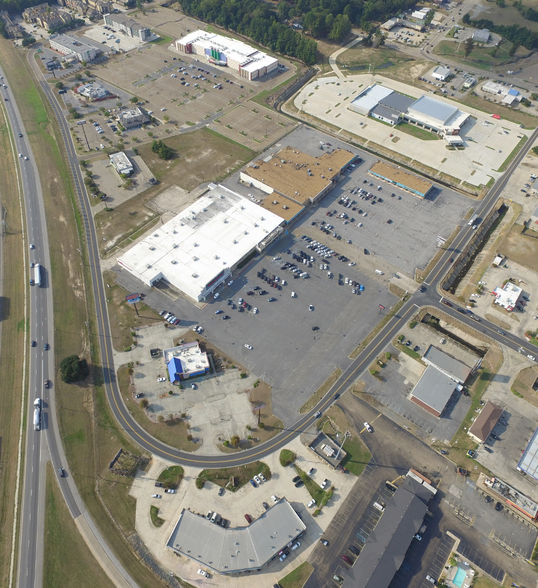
left=164, top=341, right=210, bottom=383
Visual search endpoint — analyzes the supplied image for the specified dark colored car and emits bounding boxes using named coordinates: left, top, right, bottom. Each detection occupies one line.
left=292, top=476, right=301, bottom=483
left=155, top=482, right=164, bottom=487
left=342, top=555, right=352, bottom=565
left=348, top=545, right=360, bottom=555
left=244, top=513, right=253, bottom=523
left=495, top=501, right=503, bottom=511
left=294, top=480, right=304, bottom=488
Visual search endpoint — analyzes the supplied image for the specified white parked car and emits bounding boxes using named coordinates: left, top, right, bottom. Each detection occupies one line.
left=364, top=422, right=373, bottom=433
left=244, top=344, right=253, bottom=350
left=307, top=499, right=316, bottom=508
left=321, top=479, right=329, bottom=489
left=253, top=475, right=261, bottom=485
left=151, top=494, right=161, bottom=498
left=197, top=569, right=210, bottom=578
left=259, top=473, right=266, bottom=482
left=271, top=494, right=279, bottom=503
left=157, top=377, right=166, bottom=382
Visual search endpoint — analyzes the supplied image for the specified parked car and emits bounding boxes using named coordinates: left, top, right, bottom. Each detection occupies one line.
left=364, top=422, right=373, bottom=433
left=244, top=513, right=253, bottom=523
left=151, top=494, right=161, bottom=498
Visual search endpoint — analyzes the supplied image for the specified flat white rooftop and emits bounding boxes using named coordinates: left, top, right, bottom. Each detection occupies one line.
left=117, top=185, right=283, bottom=301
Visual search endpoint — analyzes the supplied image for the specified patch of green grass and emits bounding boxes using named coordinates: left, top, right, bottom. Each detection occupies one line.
left=396, top=342, right=421, bottom=360
left=251, top=70, right=302, bottom=108
left=157, top=465, right=184, bottom=488
left=398, top=122, right=439, bottom=141
left=279, top=561, right=314, bottom=588
left=44, top=463, right=116, bottom=588
left=198, top=462, right=270, bottom=491
left=340, top=435, right=371, bottom=477
left=295, top=465, right=332, bottom=509
left=434, top=39, right=515, bottom=70
left=149, top=32, right=173, bottom=45
left=16, top=318, right=26, bottom=331
left=150, top=505, right=165, bottom=527
left=279, top=449, right=296, bottom=467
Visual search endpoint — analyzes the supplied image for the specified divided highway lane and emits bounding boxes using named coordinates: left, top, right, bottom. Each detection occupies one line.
left=2, top=69, right=53, bottom=588
left=33, top=55, right=538, bottom=471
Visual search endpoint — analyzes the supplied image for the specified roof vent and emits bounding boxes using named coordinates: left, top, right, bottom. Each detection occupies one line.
left=171, top=260, right=177, bottom=264
left=254, top=223, right=258, bottom=227
left=146, top=264, right=152, bottom=268
left=149, top=246, right=156, bottom=251
left=233, top=240, right=238, bottom=244
left=192, top=273, right=198, bottom=278
left=329, top=167, right=332, bottom=171
left=214, top=255, right=220, bottom=259
left=272, top=200, right=277, bottom=205
left=283, top=205, right=289, bottom=210
left=194, top=242, right=199, bottom=247
left=193, top=256, right=198, bottom=261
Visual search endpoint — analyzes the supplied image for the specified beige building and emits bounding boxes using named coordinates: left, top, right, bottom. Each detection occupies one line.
left=468, top=401, right=503, bottom=443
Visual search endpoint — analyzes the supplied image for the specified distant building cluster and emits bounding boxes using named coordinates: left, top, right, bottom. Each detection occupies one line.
left=0, top=10, right=24, bottom=38
left=350, top=83, right=470, bottom=138
left=103, top=13, right=151, bottom=41
left=58, top=0, right=111, bottom=18
left=23, top=3, right=73, bottom=31
left=50, top=34, right=100, bottom=62
left=176, top=30, right=279, bottom=81
left=481, top=81, right=522, bottom=106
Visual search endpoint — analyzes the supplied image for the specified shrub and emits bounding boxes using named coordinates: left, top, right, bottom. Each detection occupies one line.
left=279, top=449, right=295, bottom=467
left=59, top=355, right=89, bottom=383
left=385, top=352, right=391, bottom=360
left=196, top=478, right=205, bottom=489
left=240, top=372, right=247, bottom=379
left=151, top=139, right=174, bottom=160
left=410, top=321, right=417, bottom=328
left=223, top=440, right=230, bottom=447
left=140, top=399, right=149, bottom=409
left=230, top=435, right=240, bottom=447
left=55, top=81, right=64, bottom=89
left=369, top=368, right=378, bottom=376
left=187, top=434, right=193, bottom=441
left=259, top=422, right=265, bottom=429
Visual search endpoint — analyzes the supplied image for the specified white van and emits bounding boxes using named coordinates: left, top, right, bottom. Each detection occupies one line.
left=373, top=501, right=385, bottom=512
left=291, top=292, right=297, bottom=298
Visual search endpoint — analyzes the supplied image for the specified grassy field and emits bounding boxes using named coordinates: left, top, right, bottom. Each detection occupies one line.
left=103, top=270, right=162, bottom=350
left=280, top=449, right=296, bottom=467
left=472, top=0, right=538, bottom=32
left=1, top=39, right=187, bottom=588
left=0, top=68, right=28, bottom=587
left=138, top=127, right=256, bottom=190
left=117, top=364, right=200, bottom=451
left=279, top=561, right=314, bottom=588
left=44, top=463, right=116, bottom=588
left=510, top=366, right=538, bottom=408
left=198, top=462, right=271, bottom=490
left=433, top=39, right=516, bottom=70
left=398, top=122, right=440, bottom=141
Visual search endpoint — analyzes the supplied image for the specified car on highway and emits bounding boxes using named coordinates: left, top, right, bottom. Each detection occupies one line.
left=29, top=244, right=35, bottom=250
left=44, top=379, right=49, bottom=388
left=44, top=343, right=49, bottom=350
left=315, top=411, right=321, bottom=418
left=58, top=468, right=65, bottom=477
left=364, top=422, right=373, bottom=433
left=31, top=340, right=36, bottom=347
left=18, top=133, right=22, bottom=137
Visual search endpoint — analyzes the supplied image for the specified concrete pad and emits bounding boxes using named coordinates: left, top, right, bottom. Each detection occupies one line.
left=292, top=74, right=531, bottom=186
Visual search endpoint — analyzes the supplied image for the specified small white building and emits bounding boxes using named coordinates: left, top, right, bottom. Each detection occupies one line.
left=432, top=66, right=451, bottom=81
left=118, top=107, right=149, bottom=130
left=412, top=7, right=430, bottom=19
left=109, top=151, right=133, bottom=176
left=492, top=281, right=522, bottom=311
left=382, top=17, right=399, bottom=30
left=77, top=82, right=109, bottom=100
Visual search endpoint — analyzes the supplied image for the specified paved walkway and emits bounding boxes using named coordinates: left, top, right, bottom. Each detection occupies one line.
left=328, top=36, right=363, bottom=79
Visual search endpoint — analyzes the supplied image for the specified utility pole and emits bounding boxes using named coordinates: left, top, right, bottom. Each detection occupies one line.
left=335, top=430, right=350, bottom=461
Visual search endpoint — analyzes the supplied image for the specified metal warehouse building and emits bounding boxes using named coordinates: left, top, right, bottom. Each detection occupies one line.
left=117, top=184, right=284, bottom=302
left=166, top=499, right=305, bottom=574
left=404, top=95, right=470, bottom=136
left=518, top=428, right=538, bottom=481
left=369, top=161, right=433, bottom=198
left=342, top=476, right=434, bottom=588
left=175, top=30, right=278, bottom=80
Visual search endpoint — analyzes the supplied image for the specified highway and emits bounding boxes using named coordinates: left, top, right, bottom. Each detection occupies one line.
left=1, top=67, right=54, bottom=588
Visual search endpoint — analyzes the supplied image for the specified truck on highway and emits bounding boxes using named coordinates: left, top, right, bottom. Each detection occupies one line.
left=34, top=264, right=42, bottom=287
left=468, top=214, right=479, bottom=226
left=33, top=407, right=41, bottom=431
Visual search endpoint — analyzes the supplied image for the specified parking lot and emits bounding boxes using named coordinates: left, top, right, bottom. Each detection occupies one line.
left=227, top=126, right=472, bottom=277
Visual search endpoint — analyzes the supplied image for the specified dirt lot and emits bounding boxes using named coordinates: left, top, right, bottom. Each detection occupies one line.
left=498, top=223, right=538, bottom=271
left=336, top=45, right=431, bottom=84
left=511, top=365, right=538, bottom=407
left=137, top=127, right=256, bottom=189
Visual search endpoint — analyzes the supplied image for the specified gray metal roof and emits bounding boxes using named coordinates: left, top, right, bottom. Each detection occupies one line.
left=342, top=478, right=429, bottom=588
left=407, top=95, right=459, bottom=125
left=422, top=345, right=471, bottom=383
left=166, top=499, right=306, bottom=573
left=411, top=365, right=457, bottom=415
left=472, top=29, right=490, bottom=43
left=370, top=103, right=401, bottom=123
left=378, top=92, right=415, bottom=114
left=518, top=427, right=538, bottom=480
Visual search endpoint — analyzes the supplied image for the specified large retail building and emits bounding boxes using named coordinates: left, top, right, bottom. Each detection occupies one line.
left=175, top=30, right=279, bottom=80
left=117, top=184, right=284, bottom=301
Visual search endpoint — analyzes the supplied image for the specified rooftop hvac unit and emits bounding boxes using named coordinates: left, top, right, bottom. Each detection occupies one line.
left=193, top=256, right=198, bottom=261
left=244, top=231, right=249, bottom=235
left=283, top=205, right=289, bottom=210
left=261, top=217, right=265, bottom=220
left=173, top=244, right=178, bottom=248
left=171, top=260, right=177, bottom=264
left=272, top=200, right=277, bottom=205
left=329, top=168, right=332, bottom=171
left=146, top=264, right=152, bottom=268
left=149, top=246, right=156, bottom=251
left=233, top=240, right=238, bottom=244
left=224, top=219, right=228, bottom=223
left=241, top=206, right=245, bottom=210
left=173, top=229, right=177, bottom=234
left=192, top=273, right=198, bottom=278
left=214, top=255, right=219, bottom=259
left=321, top=175, right=325, bottom=178
left=254, top=223, right=258, bottom=227
left=194, top=242, right=199, bottom=247
left=153, top=233, right=159, bottom=237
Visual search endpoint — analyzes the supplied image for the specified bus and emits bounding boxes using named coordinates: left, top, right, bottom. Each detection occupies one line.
left=34, top=264, right=42, bottom=287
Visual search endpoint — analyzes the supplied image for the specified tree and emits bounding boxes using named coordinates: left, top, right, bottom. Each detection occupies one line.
left=463, top=37, right=475, bottom=58
left=74, top=73, right=82, bottom=80
left=130, top=96, right=139, bottom=103
left=140, top=398, right=149, bottom=408
left=151, top=139, right=174, bottom=160
left=329, top=14, right=352, bottom=42
left=230, top=435, right=240, bottom=447
left=22, top=37, right=36, bottom=47
left=59, top=355, right=89, bottom=383
left=55, top=81, right=64, bottom=89
left=84, top=69, right=91, bottom=77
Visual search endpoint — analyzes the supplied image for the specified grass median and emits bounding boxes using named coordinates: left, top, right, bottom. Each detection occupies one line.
left=197, top=461, right=271, bottom=491
left=279, top=562, right=314, bottom=588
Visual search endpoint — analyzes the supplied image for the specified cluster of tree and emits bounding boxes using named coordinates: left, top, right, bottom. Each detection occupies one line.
left=279, top=0, right=416, bottom=35
left=462, top=13, right=538, bottom=50
left=514, top=0, right=538, bottom=23
left=0, top=19, right=7, bottom=38
left=21, top=35, right=35, bottom=46
left=151, top=139, right=174, bottom=160
left=59, top=355, right=89, bottom=383
left=178, top=0, right=317, bottom=65
left=49, top=18, right=84, bottom=35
